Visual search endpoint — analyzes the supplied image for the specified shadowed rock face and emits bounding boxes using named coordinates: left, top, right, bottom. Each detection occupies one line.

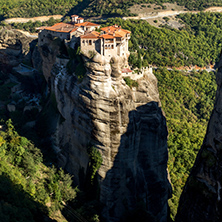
left=37, top=41, right=171, bottom=221
left=0, top=27, right=34, bottom=67
left=176, top=57, right=222, bottom=222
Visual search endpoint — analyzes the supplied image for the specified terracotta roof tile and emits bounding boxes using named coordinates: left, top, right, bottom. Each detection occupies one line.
left=80, top=32, right=99, bottom=39
left=122, top=68, right=132, bottom=73
left=45, top=22, right=76, bottom=33
left=75, top=22, right=100, bottom=27
left=101, top=25, right=131, bottom=36
left=99, top=34, right=115, bottom=39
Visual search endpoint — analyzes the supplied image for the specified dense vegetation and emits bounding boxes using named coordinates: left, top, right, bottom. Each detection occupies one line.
left=0, top=119, right=76, bottom=221
left=154, top=68, right=216, bottom=218
left=0, top=0, right=81, bottom=19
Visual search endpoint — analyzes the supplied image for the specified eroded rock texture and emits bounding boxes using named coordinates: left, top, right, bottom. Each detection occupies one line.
left=176, top=57, right=222, bottom=222
left=0, top=27, right=34, bottom=67
left=37, top=40, right=171, bottom=221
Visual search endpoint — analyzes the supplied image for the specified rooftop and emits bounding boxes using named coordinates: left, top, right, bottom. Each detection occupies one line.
left=80, top=31, right=100, bottom=39
left=45, top=22, right=78, bottom=33
left=101, top=25, right=131, bottom=37
left=75, top=21, right=100, bottom=27
left=122, top=68, right=132, bottom=73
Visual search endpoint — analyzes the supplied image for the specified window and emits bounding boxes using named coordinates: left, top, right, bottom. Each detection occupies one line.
left=111, top=45, right=114, bottom=49
left=82, top=40, right=85, bottom=44
left=89, top=40, right=92, bottom=45
left=105, top=45, right=107, bottom=49
left=108, top=45, right=110, bottom=49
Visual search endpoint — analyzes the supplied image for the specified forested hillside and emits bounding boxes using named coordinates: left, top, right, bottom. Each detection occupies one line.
left=0, top=0, right=81, bottom=19
left=0, top=119, right=76, bottom=221
left=155, top=69, right=216, bottom=219
left=1, top=0, right=222, bottom=19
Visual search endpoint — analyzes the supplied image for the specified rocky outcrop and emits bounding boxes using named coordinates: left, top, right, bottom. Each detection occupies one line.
left=175, top=56, right=222, bottom=222
left=0, top=27, right=34, bottom=67
left=37, top=40, right=171, bottom=221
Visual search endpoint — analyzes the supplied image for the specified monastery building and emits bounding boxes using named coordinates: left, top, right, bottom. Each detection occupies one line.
left=38, top=15, right=131, bottom=59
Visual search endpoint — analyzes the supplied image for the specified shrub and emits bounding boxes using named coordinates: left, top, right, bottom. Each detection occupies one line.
left=124, top=77, right=139, bottom=88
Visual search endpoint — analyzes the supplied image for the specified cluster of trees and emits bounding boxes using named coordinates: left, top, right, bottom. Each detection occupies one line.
left=0, top=119, right=76, bottom=221
left=0, top=0, right=81, bottom=19
left=154, top=68, right=216, bottom=219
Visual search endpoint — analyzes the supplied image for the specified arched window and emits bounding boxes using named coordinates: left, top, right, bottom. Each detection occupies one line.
left=89, top=40, right=92, bottom=45
left=105, top=45, right=107, bottom=49
left=111, top=45, right=114, bottom=49
left=82, top=40, right=85, bottom=44
left=108, top=45, right=110, bottom=49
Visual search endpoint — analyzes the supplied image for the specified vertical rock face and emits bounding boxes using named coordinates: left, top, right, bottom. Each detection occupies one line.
left=37, top=42, right=171, bottom=221
left=176, top=57, right=222, bottom=222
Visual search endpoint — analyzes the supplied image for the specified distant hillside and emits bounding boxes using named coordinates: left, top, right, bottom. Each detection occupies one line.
left=1, top=0, right=222, bottom=19
left=0, top=0, right=81, bottom=19
left=75, top=0, right=222, bottom=17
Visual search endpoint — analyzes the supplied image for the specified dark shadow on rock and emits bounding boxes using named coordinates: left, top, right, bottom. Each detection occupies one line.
left=100, top=101, right=172, bottom=222
left=0, top=174, right=55, bottom=222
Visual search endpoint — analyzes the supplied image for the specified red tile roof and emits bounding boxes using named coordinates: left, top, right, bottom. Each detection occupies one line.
left=99, top=34, right=115, bottom=39
left=80, top=31, right=100, bottom=39
left=122, top=68, right=132, bottom=73
left=101, top=25, right=131, bottom=37
left=75, top=22, right=100, bottom=27
left=45, top=22, right=77, bottom=33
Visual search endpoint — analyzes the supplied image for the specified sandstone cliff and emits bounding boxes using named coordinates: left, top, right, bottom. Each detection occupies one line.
left=37, top=38, right=171, bottom=221
left=175, top=56, right=222, bottom=221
